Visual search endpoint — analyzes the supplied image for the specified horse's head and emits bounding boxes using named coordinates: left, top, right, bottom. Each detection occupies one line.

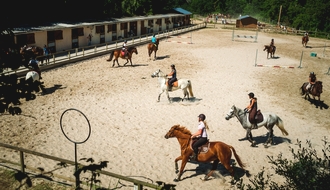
left=151, top=69, right=166, bottom=78
left=225, top=105, right=238, bottom=120
left=165, top=125, right=191, bottom=139
left=129, top=47, right=138, bottom=55
left=263, top=45, right=268, bottom=51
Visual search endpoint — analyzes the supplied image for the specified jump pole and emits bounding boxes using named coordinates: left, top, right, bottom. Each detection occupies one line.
left=298, top=51, right=303, bottom=68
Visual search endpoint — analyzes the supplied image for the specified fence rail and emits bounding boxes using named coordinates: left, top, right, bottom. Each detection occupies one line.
left=2, top=23, right=206, bottom=78
left=0, top=142, right=165, bottom=189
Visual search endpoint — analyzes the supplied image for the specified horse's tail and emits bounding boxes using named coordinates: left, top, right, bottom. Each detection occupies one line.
left=187, top=80, right=194, bottom=97
left=107, top=51, right=114, bottom=61
left=229, top=145, right=246, bottom=169
left=276, top=117, right=289, bottom=136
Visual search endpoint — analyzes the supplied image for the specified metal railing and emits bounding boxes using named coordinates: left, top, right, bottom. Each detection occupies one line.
left=3, top=23, right=206, bottom=78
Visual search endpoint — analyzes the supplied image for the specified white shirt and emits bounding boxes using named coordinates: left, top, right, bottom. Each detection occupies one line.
left=197, top=121, right=207, bottom=138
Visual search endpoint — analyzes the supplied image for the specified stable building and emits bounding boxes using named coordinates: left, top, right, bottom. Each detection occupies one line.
left=236, top=15, right=258, bottom=28
left=12, top=8, right=192, bottom=53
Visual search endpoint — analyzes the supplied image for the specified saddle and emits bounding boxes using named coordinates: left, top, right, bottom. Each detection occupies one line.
left=166, top=79, right=178, bottom=87
left=190, top=138, right=210, bottom=154
left=248, top=110, right=264, bottom=124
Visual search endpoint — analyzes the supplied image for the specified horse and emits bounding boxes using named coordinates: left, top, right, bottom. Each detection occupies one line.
left=263, top=45, right=275, bottom=59
left=147, top=38, right=159, bottom=61
left=151, top=69, right=193, bottom=103
left=25, top=70, right=47, bottom=94
left=164, top=125, right=246, bottom=181
left=302, top=36, right=309, bottom=47
left=20, top=46, right=44, bottom=64
left=301, top=81, right=323, bottom=107
left=225, top=105, right=289, bottom=147
left=106, top=46, right=138, bottom=67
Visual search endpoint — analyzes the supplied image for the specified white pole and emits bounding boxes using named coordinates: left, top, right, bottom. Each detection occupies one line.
left=298, top=51, right=303, bottom=68
left=254, top=49, right=258, bottom=66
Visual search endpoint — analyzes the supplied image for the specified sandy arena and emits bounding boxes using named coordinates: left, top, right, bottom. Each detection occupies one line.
left=1, top=24, right=330, bottom=189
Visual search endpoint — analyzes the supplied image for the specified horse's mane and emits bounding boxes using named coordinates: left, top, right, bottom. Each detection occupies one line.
left=127, top=46, right=136, bottom=51
left=172, top=125, right=192, bottom=135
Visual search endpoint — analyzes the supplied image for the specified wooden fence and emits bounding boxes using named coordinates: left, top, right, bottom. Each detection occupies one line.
left=0, top=142, right=168, bottom=189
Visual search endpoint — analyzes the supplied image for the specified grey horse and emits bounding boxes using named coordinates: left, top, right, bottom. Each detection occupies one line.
left=225, top=105, right=288, bottom=147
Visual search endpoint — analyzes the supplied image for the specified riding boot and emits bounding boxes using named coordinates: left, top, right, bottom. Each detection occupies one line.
left=190, top=153, right=197, bottom=161
left=252, top=123, right=258, bottom=129
left=168, top=85, right=172, bottom=91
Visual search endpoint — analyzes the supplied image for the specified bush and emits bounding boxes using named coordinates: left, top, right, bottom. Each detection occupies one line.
left=240, top=137, right=330, bottom=190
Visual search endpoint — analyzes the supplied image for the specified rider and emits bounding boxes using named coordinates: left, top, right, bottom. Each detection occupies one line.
left=270, top=38, right=276, bottom=51
left=244, top=92, right=257, bottom=129
left=166, top=64, right=177, bottom=91
left=306, top=72, right=317, bottom=92
left=28, top=57, right=42, bottom=79
left=304, top=31, right=309, bottom=41
left=151, top=34, right=158, bottom=50
left=122, top=40, right=128, bottom=57
left=190, top=114, right=209, bottom=161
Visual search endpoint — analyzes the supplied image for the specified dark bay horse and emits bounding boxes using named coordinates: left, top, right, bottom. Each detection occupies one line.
left=147, top=38, right=159, bottom=61
left=263, top=45, right=275, bottom=59
left=106, top=46, right=138, bottom=67
left=301, top=81, right=323, bottom=107
left=20, top=46, right=44, bottom=64
left=165, top=125, right=246, bottom=181
left=302, top=36, right=309, bottom=47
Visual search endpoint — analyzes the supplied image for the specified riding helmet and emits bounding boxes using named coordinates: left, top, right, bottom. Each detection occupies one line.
left=171, top=64, right=175, bottom=68
left=310, top=71, right=314, bottom=75
left=198, top=114, right=206, bottom=121
left=248, top=92, right=254, bottom=98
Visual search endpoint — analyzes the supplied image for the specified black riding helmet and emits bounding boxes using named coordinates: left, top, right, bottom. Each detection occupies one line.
left=171, top=64, right=175, bottom=68
left=248, top=92, right=254, bottom=98
left=198, top=114, right=206, bottom=121
left=310, top=71, right=314, bottom=75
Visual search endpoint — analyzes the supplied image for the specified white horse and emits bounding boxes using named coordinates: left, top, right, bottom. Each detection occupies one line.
left=151, top=69, right=194, bottom=103
left=25, top=71, right=46, bottom=94
left=225, top=105, right=288, bottom=147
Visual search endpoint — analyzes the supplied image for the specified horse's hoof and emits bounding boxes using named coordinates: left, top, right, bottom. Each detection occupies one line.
left=173, top=178, right=180, bottom=182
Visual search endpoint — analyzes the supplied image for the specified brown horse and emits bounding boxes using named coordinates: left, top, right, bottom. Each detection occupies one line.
left=147, top=38, right=159, bottom=61
left=263, top=45, right=276, bottom=59
left=165, top=125, right=246, bottom=182
left=20, top=46, right=44, bottom=64
left=302, top=36, right=309, bottom=47
left=106, top=46, right=138, bottom=67
left=301, top=81, right=323, bottom=107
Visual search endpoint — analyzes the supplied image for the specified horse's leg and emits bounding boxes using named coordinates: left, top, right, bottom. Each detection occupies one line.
left=174, top=157, right=189, bottom=182
left=153, top=50, right=157, bottom=61
left=158, top=89, right=165, bottom=102
left=201, top=160, right=219, bottom=181
left=181, top=89, right=187, bottom=101
left=246, top=129, right=256, bottom=147
left=174, top=156, right=182, bottom=173
left=166, top=90, right=171, bottom=103
left=264, top=127, right=274, bottom=146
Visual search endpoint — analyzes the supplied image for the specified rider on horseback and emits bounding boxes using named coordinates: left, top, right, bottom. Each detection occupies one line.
left=151, top=34, right=158, bottom=50
left=306, top=72, right=317, bottom=93
left=122, top=40, right=128, bottom=57
left=270, top=39, right=276, bottom=52
left=166, top=64, right=177, bottom=91
left=304, top=31, right=309, bottom=41
left=245, top=92, right=258, bottom=129
left=28, top=56, right=42, bottom=79
left=190, top=114, right=209, bottom=161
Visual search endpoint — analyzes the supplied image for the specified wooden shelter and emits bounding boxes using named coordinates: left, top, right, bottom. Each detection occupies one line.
left=236, top=15, right=257, bottom=28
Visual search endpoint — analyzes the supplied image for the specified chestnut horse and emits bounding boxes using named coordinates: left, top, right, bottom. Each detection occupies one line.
left=147, top=38, right=159, bottom=61
left=301, top=81, right=323, bottom=107
left=106, top=46, right=138, bottom=67
left=302, top=36, right=309, bottom=47
left=165, top=125, right=246, bottom=181
left=263, top=45, right=275, bottom=59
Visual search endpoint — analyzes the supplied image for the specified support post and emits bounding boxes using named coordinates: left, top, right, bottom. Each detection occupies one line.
left=232, top=29, right=234, bottom=41
left=254, top=49, right=258, bottom=67
left=20, top=151, right=25, bottom=173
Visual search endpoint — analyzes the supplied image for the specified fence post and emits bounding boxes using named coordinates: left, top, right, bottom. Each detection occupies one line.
left=68, top=51, right=70, bottom=59
left=254, top=49, right=258, bottom=67
left=20, top=151, right=25, bottom=173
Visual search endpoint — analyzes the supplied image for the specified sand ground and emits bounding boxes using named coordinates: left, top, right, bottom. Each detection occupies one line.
left=1, top=24, right=330, bottom=189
